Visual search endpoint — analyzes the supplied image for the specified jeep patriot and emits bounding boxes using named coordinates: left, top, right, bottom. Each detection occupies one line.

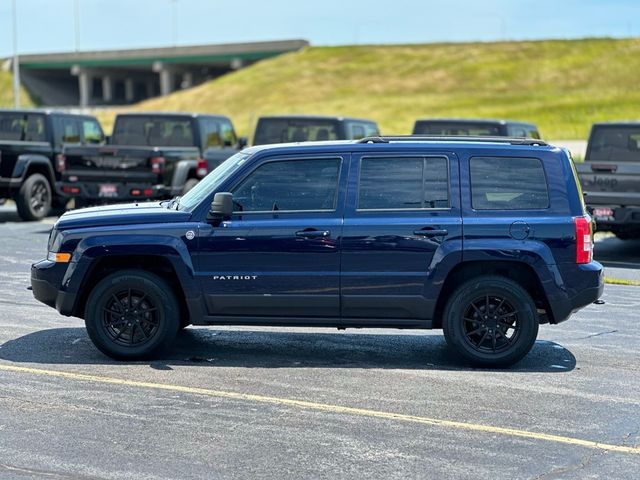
left=31, top=136, right=604, bottom=367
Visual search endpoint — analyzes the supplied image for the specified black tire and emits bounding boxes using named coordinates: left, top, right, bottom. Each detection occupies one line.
left=15, top=173, right=52, bottom=221
left=85, top=270, right=180, bottom=360
left=182, top=178, right=199, bottom=195
left=442, top=275, right=539, bottom=368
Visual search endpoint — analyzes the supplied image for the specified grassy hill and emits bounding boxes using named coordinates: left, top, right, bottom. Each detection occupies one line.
left=97, top=37, right=640, bottom=139
left=0, top=71, right=34, bottom=108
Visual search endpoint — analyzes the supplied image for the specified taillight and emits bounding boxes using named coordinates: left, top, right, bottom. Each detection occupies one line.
left=150, top=156, right=165, bottom=174
left=56, top=154, right=66, bottom=173
left=196, top=158, right=208, bottom=178
left=575, top=216, right=593, bottom=264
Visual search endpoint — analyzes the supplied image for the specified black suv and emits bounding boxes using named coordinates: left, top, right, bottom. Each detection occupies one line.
left=32, top=136, right=603, bottom=367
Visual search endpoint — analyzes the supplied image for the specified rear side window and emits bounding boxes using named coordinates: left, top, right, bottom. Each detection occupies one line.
left=0, top=113, right=45, bottom=142
left=59, top=117, right=81, bottom=144
left=470, top=157, right=549, bottom=210
left=232, top=158, right=341, bottom=212
left=358, top=156, right=449, bottom=210
left=82, top=119, right=104, bottom=144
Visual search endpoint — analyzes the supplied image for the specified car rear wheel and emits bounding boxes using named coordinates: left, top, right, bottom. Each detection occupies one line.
left=85, top=270, right=180, bottom=360
left=442, top=275, right=539, bottom=368
left=16, top=173, right=52, bottom=221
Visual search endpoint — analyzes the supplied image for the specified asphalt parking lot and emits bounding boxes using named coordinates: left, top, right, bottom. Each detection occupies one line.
left=0, top=204, right=639, bottom=479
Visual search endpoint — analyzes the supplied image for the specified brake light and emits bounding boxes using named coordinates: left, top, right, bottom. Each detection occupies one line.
left=56, top=154, right=66, bottom=173
left=196, top=158, right=208, bottom=178
left=575, top=216, right=593, bottom=264
left=150, top=156, right=165, bottom=174
left=143, top=188, right=153, bottom=196
left=62, top=185, right=80, bottom=194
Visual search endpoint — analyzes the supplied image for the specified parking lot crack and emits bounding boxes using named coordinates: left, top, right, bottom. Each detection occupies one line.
left=532, top=449, right=607, bottom=479
left=577, top=329, right=618, bottom=340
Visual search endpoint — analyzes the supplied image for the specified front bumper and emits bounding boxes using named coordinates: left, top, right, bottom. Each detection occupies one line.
left=30, top=259, right=77, bottom=316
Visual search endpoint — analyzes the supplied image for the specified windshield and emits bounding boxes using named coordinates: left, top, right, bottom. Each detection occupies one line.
left=112, top=116, right=195, bottom=146
left=588, top=126, right=640, bottom=162
left=413, top=122, right=500, bottom=136
left=178, top=152, right=250, bottom=211
left=253, top=119, right=339, bottom=145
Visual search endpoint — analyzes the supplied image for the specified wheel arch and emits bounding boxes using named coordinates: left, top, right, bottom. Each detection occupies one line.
left=433, top=260, right=552, bottom=328
left=12, top=154, right=55, bottom=185
left=71, top=253, right=195, bottom=327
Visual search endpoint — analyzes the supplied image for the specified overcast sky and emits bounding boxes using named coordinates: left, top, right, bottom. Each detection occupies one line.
left=1, top=0, right=639, bottom=56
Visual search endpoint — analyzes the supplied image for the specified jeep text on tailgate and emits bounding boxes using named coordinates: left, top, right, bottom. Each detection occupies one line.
left=32, top=136, right=604, bottom=367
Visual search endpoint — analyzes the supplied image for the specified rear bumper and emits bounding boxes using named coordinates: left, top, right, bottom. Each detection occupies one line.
left=587, top=206, right=640, bottom=230
left=548, top=261, right=604, bottom=324
left=31, top=259, right=77, bottom=316
left=55, top=181, right=178, bottom=202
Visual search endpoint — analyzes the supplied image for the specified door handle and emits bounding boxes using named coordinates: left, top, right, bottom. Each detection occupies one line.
left=413, top=228, right=448, bottom=237
left=295, top=229, right=331, bottom=238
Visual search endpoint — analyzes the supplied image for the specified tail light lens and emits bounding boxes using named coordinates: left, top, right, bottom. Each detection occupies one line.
left=575, top=216, right=593, bottom=264
left=55, top=154, right=66, bottom=173
left=196, top=158, right=208, bottom=178
left=150, top=156, right=165, bottom=174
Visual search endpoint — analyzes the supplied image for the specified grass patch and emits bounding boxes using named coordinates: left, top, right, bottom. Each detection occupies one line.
left=604, top=277, right=640, bottom=286
left=96, top=37, right=640, bottom=139
left=0, top=71, right=34, bottom=108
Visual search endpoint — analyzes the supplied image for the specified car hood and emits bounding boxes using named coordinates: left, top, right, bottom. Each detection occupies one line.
left=55, top=202, right=192, bottom=230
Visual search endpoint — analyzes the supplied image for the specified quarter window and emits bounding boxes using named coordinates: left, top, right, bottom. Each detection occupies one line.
left=232, top=158, right=341, bottom=212
left=470, top=157, right=549, bottom=210
left=358, top=157, right=449, bottom=210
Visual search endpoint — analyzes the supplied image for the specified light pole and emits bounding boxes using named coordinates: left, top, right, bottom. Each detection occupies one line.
left=12, top=0, right=20, bottom=108
left=74, top=0, right=80, bottom=52
left=171, top=0, right=178, bottom=47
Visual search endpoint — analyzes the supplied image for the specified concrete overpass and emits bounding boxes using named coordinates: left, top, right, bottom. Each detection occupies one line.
left=8, top=39, right=308, bottom=107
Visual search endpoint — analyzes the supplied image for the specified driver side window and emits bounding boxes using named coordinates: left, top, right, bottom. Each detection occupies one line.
left=232, top=158, right=341, bottom=212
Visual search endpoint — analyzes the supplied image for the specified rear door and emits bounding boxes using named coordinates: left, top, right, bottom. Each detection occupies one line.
left=340, top=152, right=462, bottom=323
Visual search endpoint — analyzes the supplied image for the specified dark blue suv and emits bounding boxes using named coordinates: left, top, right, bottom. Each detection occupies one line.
left=31, top=137, right=604, bottom=367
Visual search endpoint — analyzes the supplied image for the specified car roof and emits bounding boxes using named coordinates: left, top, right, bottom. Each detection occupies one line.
left=591, top=121, right=640, bottom=127
left=0, top=108, right=93, bottom=117
left=257, top=115, right=377, bottom=124
left=414, top=118, right=537, bottom=127
left=116, top=112, right=230, bottom=120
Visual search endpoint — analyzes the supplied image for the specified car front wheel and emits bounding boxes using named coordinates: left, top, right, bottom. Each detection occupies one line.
left=442, top=275, right=539, bottom=368
left=85, top=270, right=180, bottom=360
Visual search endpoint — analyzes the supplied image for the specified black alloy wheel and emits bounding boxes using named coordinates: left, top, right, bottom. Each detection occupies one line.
left=85, top=270, right=180, bottom=360
left=461, top=294, right=521, bottom=354
left=442, top=275, right=539, bottom=367
left=102, top=288, right=160, bottom=347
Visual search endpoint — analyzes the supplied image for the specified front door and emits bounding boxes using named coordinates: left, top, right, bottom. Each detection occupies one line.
left=196, top=155, right=347, bottom=321
left=340, top=152, right=462, bottom=324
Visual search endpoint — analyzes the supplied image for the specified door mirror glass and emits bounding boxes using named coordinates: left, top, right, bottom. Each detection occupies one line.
left=208, top=192, right=233, bottom=221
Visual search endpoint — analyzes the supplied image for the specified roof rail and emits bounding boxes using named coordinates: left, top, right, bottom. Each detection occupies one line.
left=357, top=135, right=548, bottom=146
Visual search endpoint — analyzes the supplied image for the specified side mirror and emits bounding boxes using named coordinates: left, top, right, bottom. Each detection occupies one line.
left=237, top=136, right=248, bottom=149
left=208, top=192, right=233, bottom=221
